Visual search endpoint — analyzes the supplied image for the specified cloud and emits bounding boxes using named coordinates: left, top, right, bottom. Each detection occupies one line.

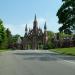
left=4, top=18, right=46, bottom=36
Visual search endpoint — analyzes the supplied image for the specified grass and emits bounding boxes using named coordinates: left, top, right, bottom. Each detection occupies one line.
left=0, top=49, right=10, bottom=53
left=51, top=47, right=75, bottom=56
left=0, top=50, right=6, bottom=53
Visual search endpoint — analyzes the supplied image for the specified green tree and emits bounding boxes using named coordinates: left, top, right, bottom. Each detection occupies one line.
left=11, top=34, right=21, bottom=49
left=0, top=19, right=7, bottom=49
left=47, top=31, right=55, bottom=49
left=6, top=28, right=12, bottom=49
left=12, top=34, right=21, bottom=44
left=57, top=0, right=75, bottom=34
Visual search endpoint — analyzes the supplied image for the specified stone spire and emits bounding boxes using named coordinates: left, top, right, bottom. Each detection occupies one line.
left=44, top=22, right=47, bottom=31
left=25, top=24, right=28, bottom=36
left=43, top=22, right=48, bottom=45
left=35, top=14, right=37, bottom=21
left=25, top=24, right=28, bottom=31
left=33, top=14, right=38, bottom=29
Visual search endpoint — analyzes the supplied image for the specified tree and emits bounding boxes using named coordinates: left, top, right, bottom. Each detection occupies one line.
left=12, top=35, right=21, bottom=44
left=11, top=34, right=21, bottom=49
left=47, top=31, right=55, bottom=49
left=0, top=19, right=7, bottom=49
left=57, top=0, right=75, bottom=34
left=6, top=28, right=12, bottom=48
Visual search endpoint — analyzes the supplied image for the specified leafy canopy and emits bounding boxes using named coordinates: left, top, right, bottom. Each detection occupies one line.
left=57, top=0, right=75, bottom=34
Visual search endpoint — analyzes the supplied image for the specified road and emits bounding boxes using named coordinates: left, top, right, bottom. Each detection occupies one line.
left=0, top=50, right=75, bottom=75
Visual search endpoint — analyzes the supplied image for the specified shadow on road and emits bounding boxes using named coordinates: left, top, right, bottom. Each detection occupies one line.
left=13, top=52, right=75, bottom=61
left=14, top=52, right=58, bottom=61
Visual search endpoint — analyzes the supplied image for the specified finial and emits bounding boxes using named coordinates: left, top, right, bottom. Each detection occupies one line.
left=35, top=14, right=36, bottom=21
left=25, top=24, right=28, bottom=31
left=44, top=22, right=47, bottom=30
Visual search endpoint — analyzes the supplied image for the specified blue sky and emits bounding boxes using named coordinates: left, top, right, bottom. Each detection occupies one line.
left=0, top=0, right=62, bottom=36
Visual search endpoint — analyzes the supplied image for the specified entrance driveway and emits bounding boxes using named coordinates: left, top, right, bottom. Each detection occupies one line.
left=0, top=50, right=75, bottom=75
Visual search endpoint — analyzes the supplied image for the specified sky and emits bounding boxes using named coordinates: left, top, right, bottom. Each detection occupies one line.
left=0, top=0, right=62, bottom=36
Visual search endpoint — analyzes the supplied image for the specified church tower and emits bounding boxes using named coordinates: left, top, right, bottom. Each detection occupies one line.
left=25, top=24, right=28, bottom=36
left=33, top=14, right=38, bottom=30
left=21, top=15, right=48, bottom=50
left=43, top=22, right=48, bottom=45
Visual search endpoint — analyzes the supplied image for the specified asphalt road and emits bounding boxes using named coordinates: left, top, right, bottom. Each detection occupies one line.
left=0, top=50, right=75, bottom=75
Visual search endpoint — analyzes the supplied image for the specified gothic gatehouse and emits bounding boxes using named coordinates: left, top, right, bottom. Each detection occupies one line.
left=17, top=15, right=48, bottom=50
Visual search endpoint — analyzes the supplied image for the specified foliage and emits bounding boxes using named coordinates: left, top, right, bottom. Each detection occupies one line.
left=0, top=19, right=7, bottom=49
left=57, top=0, right=75, bottom=34
left=47, top=31, right=55, bottom=49
left=6, top=28, right=12, bottom=48
left=0, top=19, right=22, bottom=50
left=0, top=19, right=13, bottom=49
left=12, top=34, right=21, bottom=44
left=59, top=32, right=72, bottom=38
left=0, top=19, right=5, bottom=43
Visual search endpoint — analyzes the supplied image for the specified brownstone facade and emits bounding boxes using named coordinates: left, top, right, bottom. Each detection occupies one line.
left=21, top=15, right=48, bottom=50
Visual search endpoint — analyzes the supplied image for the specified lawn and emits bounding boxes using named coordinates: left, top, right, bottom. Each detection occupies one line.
left=0, top=49, right=10, bottom=53
left=51, top=47, right=75, bottom=56
left=0, top=50, right=5, bottom=52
